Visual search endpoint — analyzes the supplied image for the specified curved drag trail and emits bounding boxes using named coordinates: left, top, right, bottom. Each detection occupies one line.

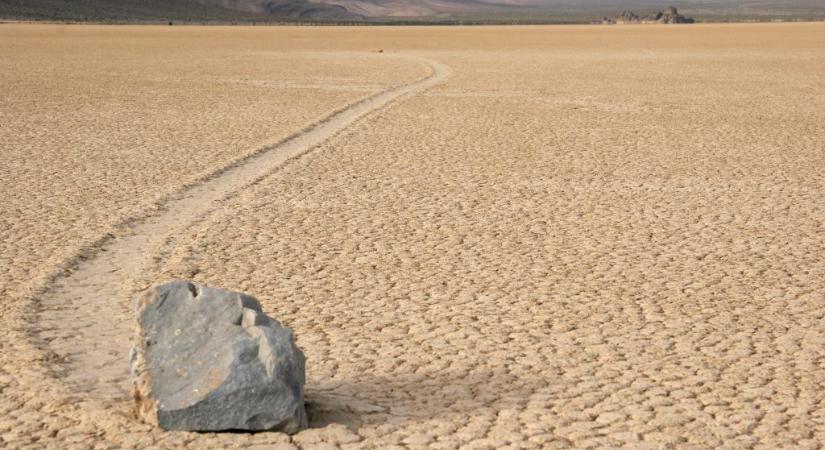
left=34, top=55, right=449, bottom=415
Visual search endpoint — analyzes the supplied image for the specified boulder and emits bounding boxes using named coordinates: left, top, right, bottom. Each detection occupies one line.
left=130, top=280, right=307, bottom=433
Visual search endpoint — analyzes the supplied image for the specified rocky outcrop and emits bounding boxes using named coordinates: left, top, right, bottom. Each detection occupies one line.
left=130, top=281, right=307, bottom=433
left=599, top=6, right=694, bottom=24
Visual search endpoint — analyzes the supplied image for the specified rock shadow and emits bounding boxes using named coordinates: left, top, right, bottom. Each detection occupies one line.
left=305, top=369, right=550, bottom=430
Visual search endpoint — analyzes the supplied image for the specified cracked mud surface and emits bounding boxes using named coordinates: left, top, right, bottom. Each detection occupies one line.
left=31, top=46, right=445, bottom=418
left=2, top=23, right=825, bottom=449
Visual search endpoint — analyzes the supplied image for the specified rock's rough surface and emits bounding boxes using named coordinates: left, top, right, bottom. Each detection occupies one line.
left=130, top=280, right=307, bottom=433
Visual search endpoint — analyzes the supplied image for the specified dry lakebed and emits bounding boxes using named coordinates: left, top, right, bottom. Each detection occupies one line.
left=0, top=22, right=824, bottom=449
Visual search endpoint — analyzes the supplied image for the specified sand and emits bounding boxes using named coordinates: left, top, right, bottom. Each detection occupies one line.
left=1, top=22, right=825, bottom=449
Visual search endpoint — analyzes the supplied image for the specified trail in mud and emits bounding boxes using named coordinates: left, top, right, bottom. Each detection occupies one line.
left=33, top=55, right=449, bottom=416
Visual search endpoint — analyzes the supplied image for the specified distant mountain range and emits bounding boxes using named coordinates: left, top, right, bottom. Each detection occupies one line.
left=1, top=0, right=823, bottom=23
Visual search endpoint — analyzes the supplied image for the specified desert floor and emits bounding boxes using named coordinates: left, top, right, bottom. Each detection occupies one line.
left=1, top=23, right=824, bottom=449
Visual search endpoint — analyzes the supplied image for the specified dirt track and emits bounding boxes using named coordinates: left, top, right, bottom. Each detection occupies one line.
left=35, top=52, right=448, bottom=423
left=2, top=23, right=825, bottom=449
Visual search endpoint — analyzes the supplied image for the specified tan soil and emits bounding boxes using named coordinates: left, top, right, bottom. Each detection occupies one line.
left=35, top=51, right=447, bottom=424
left=2, top=22, right=825, bottom=449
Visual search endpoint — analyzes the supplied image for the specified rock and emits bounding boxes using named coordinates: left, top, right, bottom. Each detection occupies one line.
left=600, top=6, right=694, bottom=24
left=618, top=10, right=640, bottom=23
left=662, top=7, right=695, bottom=24
left=130, top=280, right=307, bottom=433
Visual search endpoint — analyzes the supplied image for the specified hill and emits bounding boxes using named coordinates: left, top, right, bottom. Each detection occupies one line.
left=0, top=0, right=362, bottom=22
left=1, top=0, right=823, bottom=23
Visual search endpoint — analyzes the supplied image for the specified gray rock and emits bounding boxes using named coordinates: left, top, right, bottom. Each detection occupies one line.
left=130, top=280, right=307, bottom=433
left=600, top=6, right=694, bottom=24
